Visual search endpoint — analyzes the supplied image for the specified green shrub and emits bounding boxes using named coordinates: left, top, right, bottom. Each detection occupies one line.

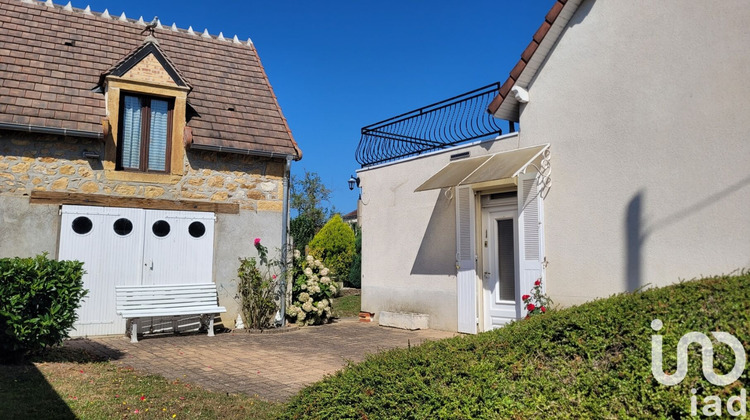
left=307, top=215, right=355, bottom=284
left=347, top=226, right=361, bottom=289
left=0, top=254, right=87, bottom=360
left=286, top=251, right=336, bottom=326
left=236, top=239, right=280, bottom=330
left=282, top=273, right=750, bottom=419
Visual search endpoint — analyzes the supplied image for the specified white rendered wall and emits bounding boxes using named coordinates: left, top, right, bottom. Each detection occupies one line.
left=359, top=135, right=520, bottom=331
left=515, top=0, right=750, bottom=305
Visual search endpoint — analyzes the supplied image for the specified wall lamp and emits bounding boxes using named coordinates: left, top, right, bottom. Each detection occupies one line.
left=348, top=175, right=360, bottom=191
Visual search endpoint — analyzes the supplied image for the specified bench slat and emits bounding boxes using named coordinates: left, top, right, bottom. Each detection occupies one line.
left=119, top=306, right=227, bottom=318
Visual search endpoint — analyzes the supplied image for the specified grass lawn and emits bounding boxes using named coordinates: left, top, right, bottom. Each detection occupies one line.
left=332, top=293, right=361, bottom=318
left=0, top=347, right=283, bottom=420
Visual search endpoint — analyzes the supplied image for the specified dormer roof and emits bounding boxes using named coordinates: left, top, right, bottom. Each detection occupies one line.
left=98, top=38, right=192, bottom=89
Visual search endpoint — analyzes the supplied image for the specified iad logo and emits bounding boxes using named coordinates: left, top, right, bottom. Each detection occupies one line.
left=651, top=319, right=747, bottom=417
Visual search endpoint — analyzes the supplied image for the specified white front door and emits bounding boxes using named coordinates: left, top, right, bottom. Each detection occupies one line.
left=482, top=207, right=519, bottom=330
left=59, top=206, right=215, bottom=336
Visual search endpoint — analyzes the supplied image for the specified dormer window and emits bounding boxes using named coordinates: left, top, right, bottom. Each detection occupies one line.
left=118, top=94, right=173, bottom=173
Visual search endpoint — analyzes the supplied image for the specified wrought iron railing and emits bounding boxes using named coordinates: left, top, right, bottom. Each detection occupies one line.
left=355, top=82, right=515, bottom=167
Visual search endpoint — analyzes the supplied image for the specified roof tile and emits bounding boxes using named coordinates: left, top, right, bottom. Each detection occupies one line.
left=0, top=0, right=299, bottom=158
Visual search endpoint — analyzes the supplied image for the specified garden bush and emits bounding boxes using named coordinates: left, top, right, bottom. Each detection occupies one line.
left=308, top=215, right=355, bottom=284
left=283, top=272, right=750, bottom=419
left=237, top=239, right=280, bottom=330
left=0, top=254, right=86, bottom=361
left=286, top=250, right=337, bottom=326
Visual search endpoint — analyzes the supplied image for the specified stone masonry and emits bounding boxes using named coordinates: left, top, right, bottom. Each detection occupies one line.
left=0, top=131, right=284, bottom=212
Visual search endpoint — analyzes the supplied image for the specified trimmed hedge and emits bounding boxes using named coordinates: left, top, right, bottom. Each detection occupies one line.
left=0, top=254, right=87, bottom=360
left=282, top=273, right=750, bottom=418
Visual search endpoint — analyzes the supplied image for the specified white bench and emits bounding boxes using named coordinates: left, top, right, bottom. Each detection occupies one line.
left=115, top=283, right=227, bottom=343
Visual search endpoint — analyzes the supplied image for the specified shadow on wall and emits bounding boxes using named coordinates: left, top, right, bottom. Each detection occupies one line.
left=411, top=190, right=458, bottom=276
left=625, top=173, right=750, bottom=291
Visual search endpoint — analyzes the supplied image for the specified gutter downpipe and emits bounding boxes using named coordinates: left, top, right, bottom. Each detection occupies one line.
left=278, top=155, right=293, bottom=327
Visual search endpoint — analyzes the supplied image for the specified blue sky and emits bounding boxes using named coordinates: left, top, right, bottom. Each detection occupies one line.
left=80, top=0, right=553, bottom=213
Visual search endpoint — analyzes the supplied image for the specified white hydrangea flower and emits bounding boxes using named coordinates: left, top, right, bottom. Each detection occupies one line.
left=304, top=267, right=313, bottom=277
left=314, top=259, right=322, bottom=268
left=298, top=292, right=310, bottom=302
left=330, top=285, right=337, bottom=294
left=320, top=268, right=329, bottom=276
left=306, top=255, right=314, bottom=263
left=302, top=301, right=313, bottom=312
left=320, top=299, right=329, bottom=307
left=300, top=283, right=307, bottom=290
left=306, top=297, right=314, bottom=304
left=321, top=276, right=331, bottom=284
left=296, top=311, right=305, bottom=322
left=293, top=249, right=301, bottom=259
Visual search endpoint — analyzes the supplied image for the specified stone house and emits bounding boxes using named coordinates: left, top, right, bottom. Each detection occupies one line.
left=0, top=0, right=301, bottom=336
left=356, top=0, right=750, bottom=332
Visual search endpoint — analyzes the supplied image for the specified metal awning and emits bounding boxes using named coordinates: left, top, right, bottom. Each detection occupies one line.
left=415, top=144, right=549, bottom=192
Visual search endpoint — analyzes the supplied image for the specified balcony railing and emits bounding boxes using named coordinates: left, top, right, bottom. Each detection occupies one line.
left=355, top=82, right=515, bottom=167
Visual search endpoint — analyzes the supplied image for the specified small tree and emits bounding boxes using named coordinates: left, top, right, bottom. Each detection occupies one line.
left=290, top=170, right=332, bottom=251
left=308, top=215, right=355, bottom=283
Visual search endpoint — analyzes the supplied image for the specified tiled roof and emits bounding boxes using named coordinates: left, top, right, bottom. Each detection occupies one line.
left=487, top=0, right=580, bottom=120
left=0, top=0, right=301, bottom=159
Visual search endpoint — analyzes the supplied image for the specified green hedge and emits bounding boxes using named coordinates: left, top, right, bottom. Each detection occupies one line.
left=0, top=254, right=87, bottom=360
left=282, top=273, right=750, bottom=418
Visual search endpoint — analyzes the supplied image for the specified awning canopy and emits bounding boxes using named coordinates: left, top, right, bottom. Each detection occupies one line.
left=415, top=144, right=549, bottom=192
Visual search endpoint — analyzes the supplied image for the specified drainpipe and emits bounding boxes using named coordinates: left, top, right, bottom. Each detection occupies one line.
left=278, top=156, right=293, bottom=327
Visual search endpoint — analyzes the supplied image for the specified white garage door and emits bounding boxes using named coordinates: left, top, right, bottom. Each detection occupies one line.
left=59, top=205, right=215, bottom=336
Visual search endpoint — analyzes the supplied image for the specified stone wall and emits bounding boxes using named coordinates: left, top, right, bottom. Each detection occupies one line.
left=0, top=130, right=284, bottom=211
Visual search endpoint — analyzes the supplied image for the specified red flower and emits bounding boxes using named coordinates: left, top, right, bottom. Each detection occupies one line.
left=541, top=306, right=546, bottom=313
left=527, top=303, right=535, bottom=311
left=534, top=279, right=541, bottom=286
left=522, top=294, right=530, bottom=301
left=254, top=238, right=261, bottom=246
left=140, top=396, right=146, bottom=401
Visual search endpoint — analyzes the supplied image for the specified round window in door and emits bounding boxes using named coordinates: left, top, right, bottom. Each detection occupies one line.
left=71, top=216, right=93, bottom=235
left=152, top=220, right=171, bottom=237
left=113, top=218, right=133, bottom=236
left=188, top=221, right=206, bottom=238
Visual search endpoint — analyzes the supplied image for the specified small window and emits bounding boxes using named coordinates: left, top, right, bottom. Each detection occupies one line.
left=188, top=221, right=206, bottom=238
left=152, top=220, right=170, bottom=237
left=118, top=94, right=173, bottom=173
left=113, top=218, right=133, bottom=236
left=72, top=216, right=93, bottom=235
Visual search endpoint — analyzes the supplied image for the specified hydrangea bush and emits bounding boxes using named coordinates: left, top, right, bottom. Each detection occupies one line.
left=286, top=250, right=337, bottom=326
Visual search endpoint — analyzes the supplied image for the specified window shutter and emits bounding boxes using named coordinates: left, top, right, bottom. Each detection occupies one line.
left=455, top=185, right=477, bottom=334
left=121, top=96, right=142, bottom=169
left=517, top=171, right=545, bottom=299
left=148, top=99, right=169, bottom=172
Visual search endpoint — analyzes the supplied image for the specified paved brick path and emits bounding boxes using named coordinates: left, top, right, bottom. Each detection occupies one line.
left=65, top=319, right=455, bottom=401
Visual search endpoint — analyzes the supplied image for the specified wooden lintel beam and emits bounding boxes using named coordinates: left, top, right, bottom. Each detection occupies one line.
left=29, top=191, right=240, bottom=214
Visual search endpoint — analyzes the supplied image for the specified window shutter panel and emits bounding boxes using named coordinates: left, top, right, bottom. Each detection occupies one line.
left=518, top=171, right=545, bottom=299
left=455, top=185, right=477, bottom=334
left=148, top=99, right=169, bottom=171
left=121, top=96, right=142, bottom=169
